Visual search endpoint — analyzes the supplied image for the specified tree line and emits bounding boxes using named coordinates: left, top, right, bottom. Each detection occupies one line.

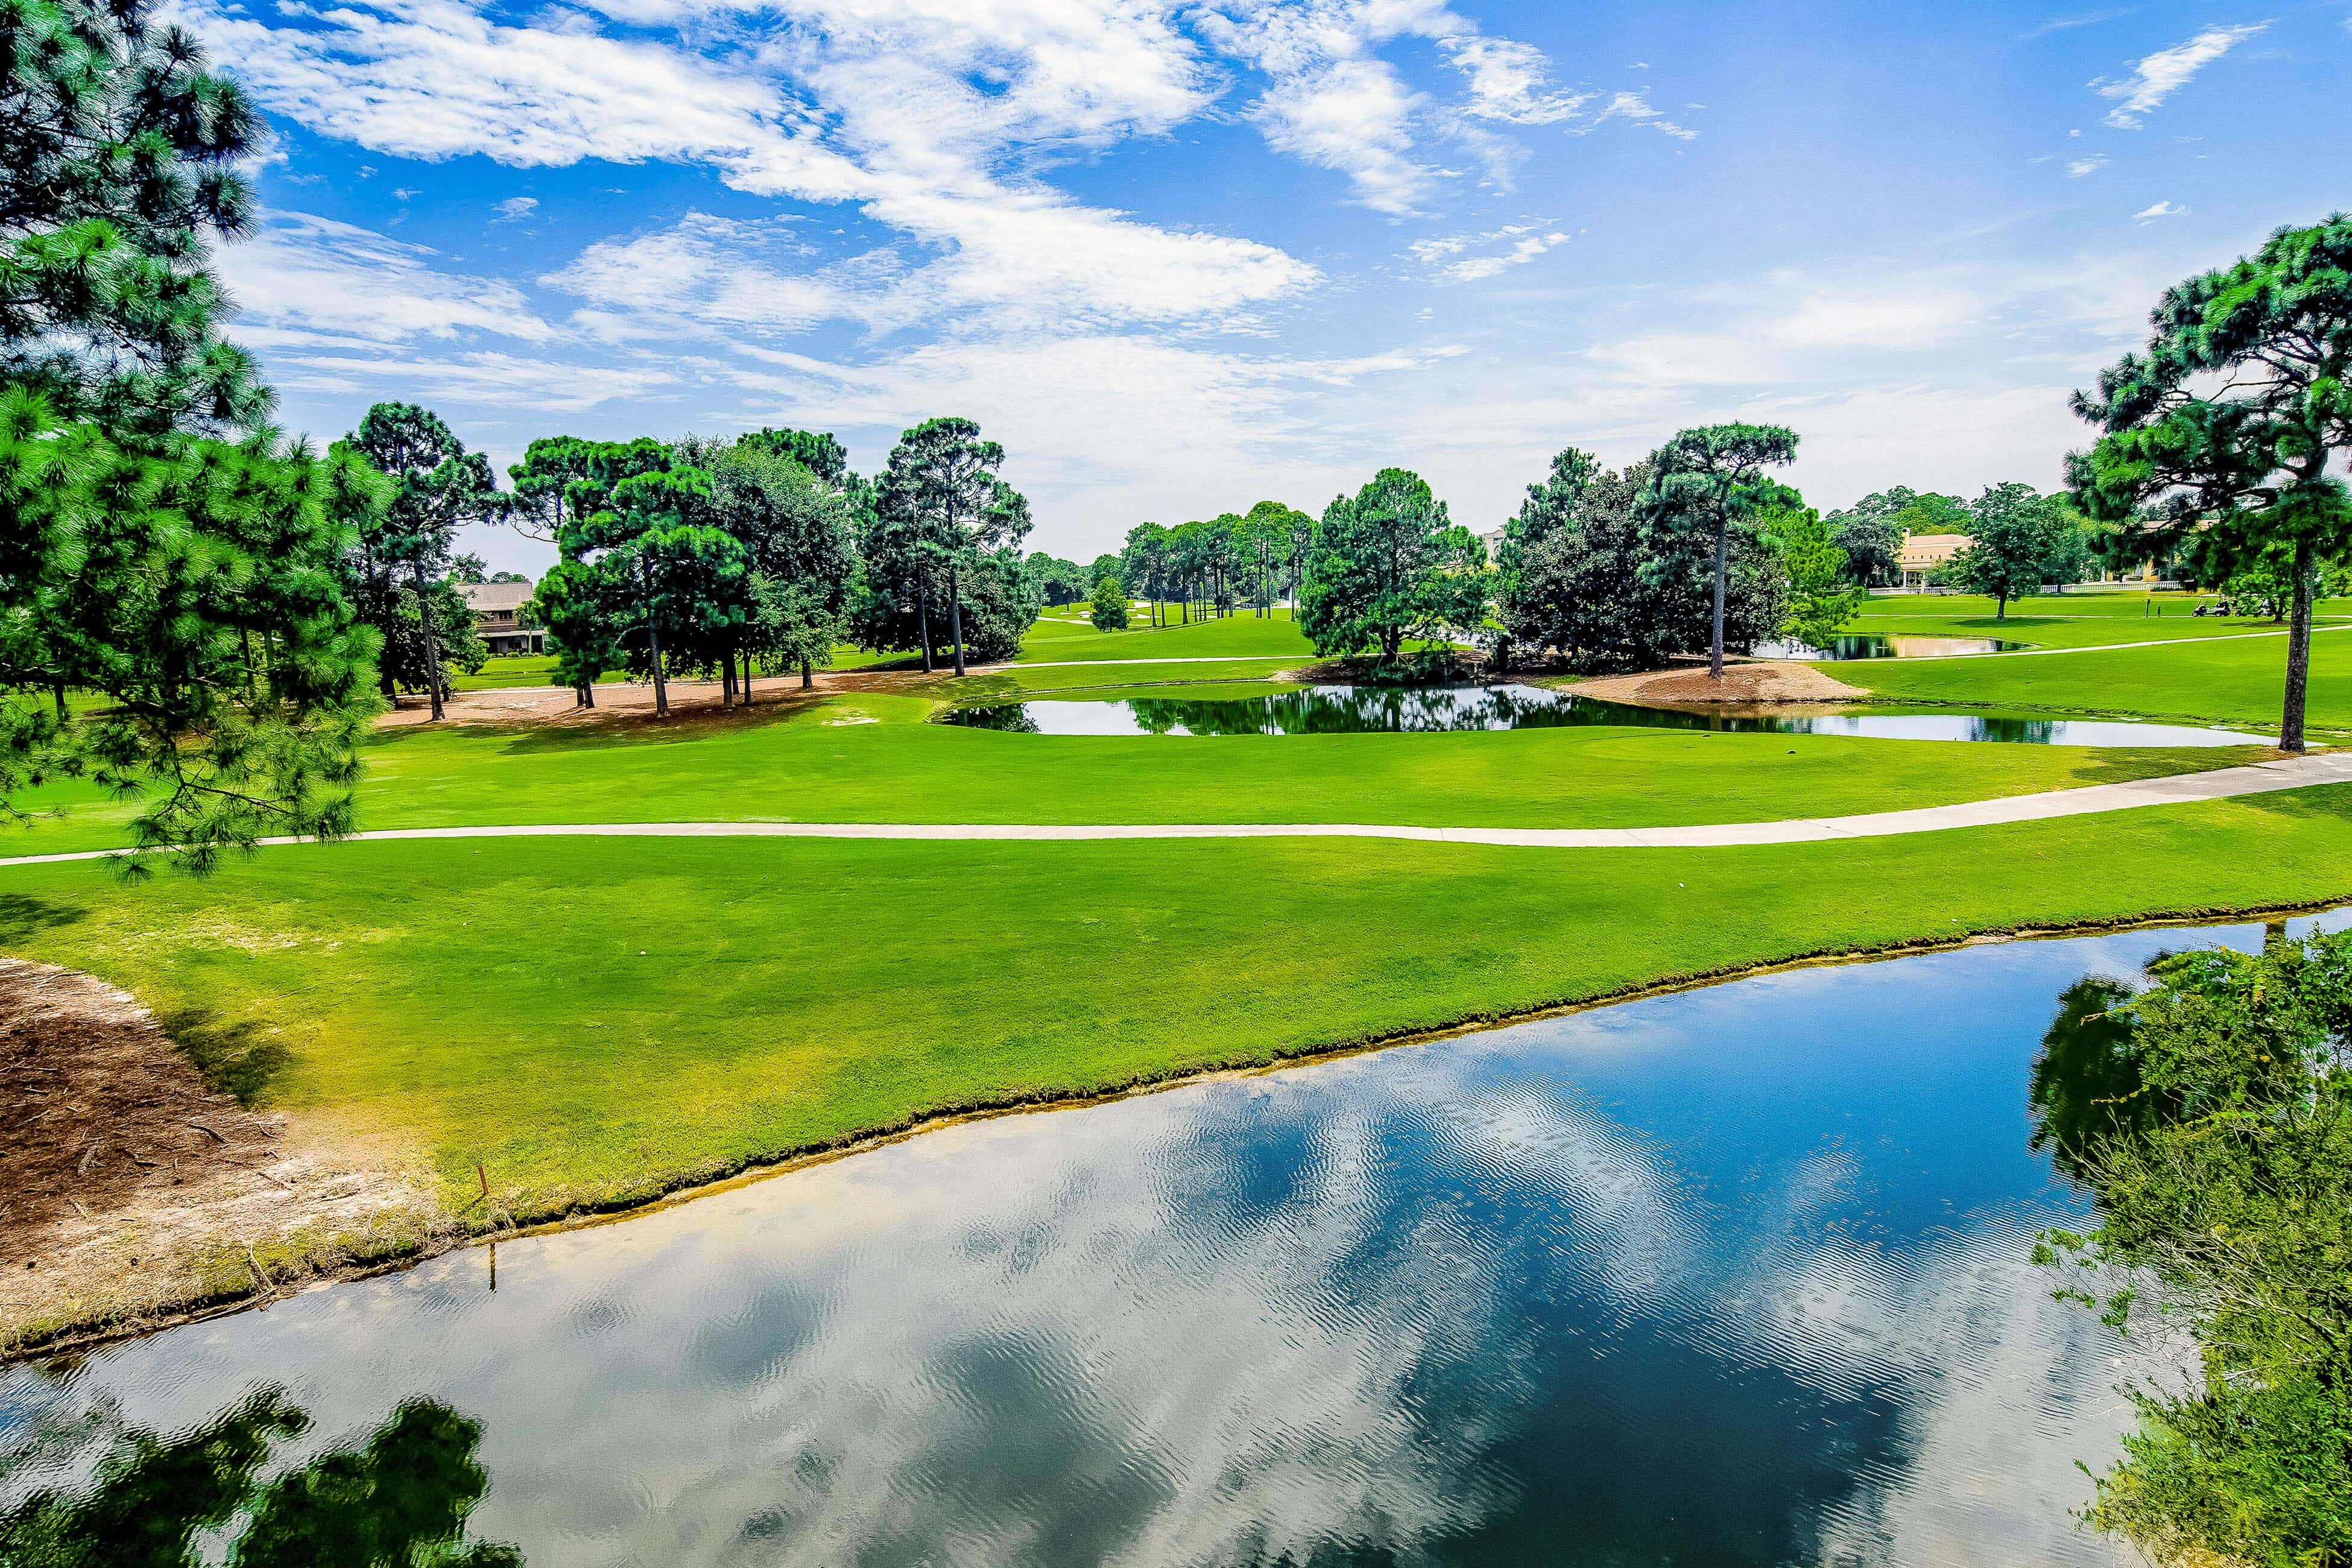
left=325, top=408, right=1049, bottom=718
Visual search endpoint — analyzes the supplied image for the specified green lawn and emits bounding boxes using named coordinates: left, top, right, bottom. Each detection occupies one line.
left=1011, top=606, right=1320, bottom=663
left=1832, top=625, right=2352, bottom=732
left=8, top=787, right=2352, bottom=1223
left=0, top=682, right=2266, bottom=857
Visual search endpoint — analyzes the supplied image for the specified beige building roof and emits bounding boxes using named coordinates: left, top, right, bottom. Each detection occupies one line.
left=459, top=580, right=534, bottom=613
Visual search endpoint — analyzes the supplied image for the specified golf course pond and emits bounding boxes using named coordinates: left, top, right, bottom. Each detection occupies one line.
left=11, top=914, right=2342, bottom=1566
left=1757, top=634, right=2027, bottom=659
left=943, top=683, right=2270, bottom=745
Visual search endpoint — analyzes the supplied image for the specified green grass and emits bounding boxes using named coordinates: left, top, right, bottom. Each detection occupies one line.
left=1011, top=606, right=1319, bottom=663
left=1832, top=626, right=2352, bottom=732
left=0, top=681, right=2266, bottom=857
left=7, top=787, right=2352, bottom=1218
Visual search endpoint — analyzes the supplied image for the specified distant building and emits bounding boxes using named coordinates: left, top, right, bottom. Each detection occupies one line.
left=460, top=580, right=545, bottom=656
left=1478, top=524, right=1509, bottom=559
left=1895, top=532, right=1970, bottom=589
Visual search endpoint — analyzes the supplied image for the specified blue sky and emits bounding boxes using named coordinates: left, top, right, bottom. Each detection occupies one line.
left=197, top=0, right=2350, bottom=575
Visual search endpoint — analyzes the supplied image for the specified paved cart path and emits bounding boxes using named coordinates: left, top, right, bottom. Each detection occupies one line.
left=7, top=751, right=2351, bottom=867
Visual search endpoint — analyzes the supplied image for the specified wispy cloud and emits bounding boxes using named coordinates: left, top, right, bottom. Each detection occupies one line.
left=2134, top=199, right=2188, bottom=223
left=2094, top=22, right=2268, bottom=128
left=2065, top=154, right=2106, bottom=177
left=1408, top=223, right=1568, bottom=283
left=1577, top=90, right=1698, bottom=141
left=220, top=212, right=561, bottom=347
left=491, top=195, right=539, bottom=223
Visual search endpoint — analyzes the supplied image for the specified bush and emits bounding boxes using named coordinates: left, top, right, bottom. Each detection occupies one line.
left=1090, top=574, right=1130, bottom=631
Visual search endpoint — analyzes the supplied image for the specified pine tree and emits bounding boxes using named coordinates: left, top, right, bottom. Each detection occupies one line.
left=0, top=0, right=378, bottom=867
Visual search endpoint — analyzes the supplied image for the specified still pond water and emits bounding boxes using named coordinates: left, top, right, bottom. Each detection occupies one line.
left=1756, top=635, right=2026, bottom=660
left=9, top=917, right=2339, bottom=1566
left=943, top=683, right=2266, bottom=747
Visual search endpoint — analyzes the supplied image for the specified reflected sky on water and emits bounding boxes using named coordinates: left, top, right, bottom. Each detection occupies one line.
left=943, top=683, right=2268, bottom=746
left=10, top=917, right=2345, bottom=1567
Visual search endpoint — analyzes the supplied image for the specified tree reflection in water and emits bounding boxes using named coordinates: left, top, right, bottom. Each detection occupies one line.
left=0, top=1385, right=518, bottom=1567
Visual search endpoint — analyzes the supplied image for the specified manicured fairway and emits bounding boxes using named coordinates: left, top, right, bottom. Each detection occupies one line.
left=7, top=785, right=2352, bottom=1221
left=0, top=686, right=2264, bottom=856
left=1835, top=626, right=2352, bottom=731
left=1012, top=607, right=1318, bottom=663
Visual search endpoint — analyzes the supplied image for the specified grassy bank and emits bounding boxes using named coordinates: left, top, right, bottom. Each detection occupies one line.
left=0, top=683, right=2267, bottom=857
left=5, top=786, right=2351, bottom=1234
left=1833, top=628, right=2352, bottom=731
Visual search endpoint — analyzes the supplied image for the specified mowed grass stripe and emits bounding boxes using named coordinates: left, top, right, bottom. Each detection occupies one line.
left=7, top=785, right=2352, bottom=1221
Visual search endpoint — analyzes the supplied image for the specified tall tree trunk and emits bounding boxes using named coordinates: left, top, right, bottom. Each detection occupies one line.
left=917, top=583, right=934, bottom=674
left=801, top=657, right=814, bottom=690
left=1709, top=514, right=1728, bottom=680
left=414, top=563, right=447, bottom=720
left=579, top=681, right=594, bottom=709
left=51, top=680, right=67, bottom=723
left=947, top=561, right=967, bottom=677
left=723, top=651, right=738, bottom=707
left=2282, top=536, right=2315, bottom=753
left=643, top=563, right=669, bottom=718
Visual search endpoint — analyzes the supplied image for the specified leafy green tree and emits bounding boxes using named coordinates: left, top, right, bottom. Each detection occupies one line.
left=573, top=466, right=749, bottom=718
left=498, top=435, right=599, bottom=547
left=2037, top=495, right=2094, bottom=591
left=525, top=438, right=678, bottom=707
left=1500, top=460, right=1785, bottom=672
left=738, top=426, right=847, bottom=487
left=1025, top=552, right=1089, bottom=606
left=345, top=403, right=498, bottom=721
left=0, top=0, right=379, bottom=867
left=1089, top=571, right=1129, bottom=631
left=1647, top=424, right=1801, bottom=677
left=1120, top=522, right=1174, bottom=627
left=0, top=1386, right=520, bottom=1566
left=1087, top=552, right=1124, bottom=589
left=1822, top=493, right=1910, bottom=587
left=1493, top=446, right=1599, bottom=666
left=2071, top=215, right=2352, bottom=751
left=0, top=0, right=267, bottom=440
left=1298, top=468, right=1485, bottom=665
left=1948, top=482, right=2056, bottom=619
left=2034, top=931, right=2352, bottom=1566
left=0, top=403, right=381, bottom=868
left=670, top=434, right=854, bottom=699
left=1763, top=505, right=1864, bottom=650
left=864, top=417, right=1031, bottom=675
left=1235, top=500, right=1310, bottom=616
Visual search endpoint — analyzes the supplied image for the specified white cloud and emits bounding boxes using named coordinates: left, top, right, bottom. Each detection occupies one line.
left=217, top=212, right=560, bottom=347
left=195, top=0, right=1315, bottom=338
left=267, top=349, right=680, bottom=413
left=491, top=195, right=539, bottom=223
left=2134, top=200, right=2189, bottom=223
left=1579, top=90, right=1698, bottom=141
left=2094, top=22, right=2268, bottom=128
left=2065, top=154, right=2105, bottom=177
left=1408, top=223, right=1568, bottom=283
left=1195, top=1, right=1649, bottom=213
left=1444, top=36, right=1590, bottom=125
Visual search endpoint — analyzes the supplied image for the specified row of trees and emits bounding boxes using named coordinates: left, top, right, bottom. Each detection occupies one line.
left=312, top=407, right=1046, bottom=719
left=1113, top=504, right=1317, bottom=627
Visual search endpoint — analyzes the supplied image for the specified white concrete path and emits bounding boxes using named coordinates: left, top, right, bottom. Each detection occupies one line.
left=8, top=751, right=2351, bottom=868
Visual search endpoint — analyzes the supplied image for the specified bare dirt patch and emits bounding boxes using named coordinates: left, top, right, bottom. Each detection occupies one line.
left=1567, top=660, right=1868, bottom=709
left=378, top=666, right=947, bottom=732
left=0, top=959, right=443, bottom=1354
